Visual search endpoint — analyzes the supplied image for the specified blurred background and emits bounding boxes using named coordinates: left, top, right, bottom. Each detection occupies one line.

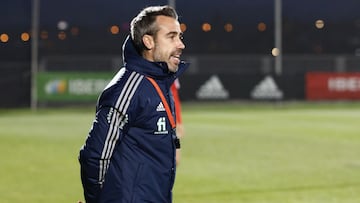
left=1, top=0, right=360, bottom=108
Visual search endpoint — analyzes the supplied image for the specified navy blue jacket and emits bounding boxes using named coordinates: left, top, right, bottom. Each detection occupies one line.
left=79, top=36, right=189, bottom=203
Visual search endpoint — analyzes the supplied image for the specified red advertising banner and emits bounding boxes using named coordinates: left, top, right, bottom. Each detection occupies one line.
left=306, top=72, right=360, bottom=100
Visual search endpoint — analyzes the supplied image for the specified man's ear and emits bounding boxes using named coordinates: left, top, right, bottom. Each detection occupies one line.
left=142, top=34, right=154, bottom=50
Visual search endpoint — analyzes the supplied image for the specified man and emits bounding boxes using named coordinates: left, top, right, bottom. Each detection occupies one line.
left=78, top=5, right=189, bottom=203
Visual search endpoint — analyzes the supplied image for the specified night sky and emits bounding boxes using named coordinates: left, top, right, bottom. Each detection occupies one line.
left=1, top=0, right=360, bottom=57
left=2, top=0, right=360, bottom=28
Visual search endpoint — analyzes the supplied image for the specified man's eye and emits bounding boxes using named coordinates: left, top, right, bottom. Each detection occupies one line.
left=168, top=34, right=183, bottom=41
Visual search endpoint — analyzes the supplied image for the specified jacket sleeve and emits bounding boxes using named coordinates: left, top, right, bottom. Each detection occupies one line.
left=79, top=106, right=128, bottom=203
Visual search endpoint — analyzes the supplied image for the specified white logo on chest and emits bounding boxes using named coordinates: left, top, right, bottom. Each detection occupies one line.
left=155, top=117, right=168, bottom=134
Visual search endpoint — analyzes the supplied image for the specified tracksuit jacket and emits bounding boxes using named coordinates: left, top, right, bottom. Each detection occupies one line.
left=79, top=35, right=189, bottom=203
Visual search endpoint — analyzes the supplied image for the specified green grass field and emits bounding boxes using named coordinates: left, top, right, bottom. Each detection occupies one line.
left=1, top=102, right=360, bottom=203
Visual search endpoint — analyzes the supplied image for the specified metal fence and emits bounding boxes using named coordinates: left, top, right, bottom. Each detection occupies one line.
left=39, top=54, right=360, bottom=74
left=1, top=54, right=360, bottom=107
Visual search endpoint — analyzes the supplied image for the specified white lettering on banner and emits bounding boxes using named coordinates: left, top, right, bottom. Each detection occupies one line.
left=328, top=77, right=360, bottom=92
left=68, top=79, right=109, bottom=95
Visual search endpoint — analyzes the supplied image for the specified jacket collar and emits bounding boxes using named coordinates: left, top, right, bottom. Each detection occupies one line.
left=122, top=35, right=189, bottom=84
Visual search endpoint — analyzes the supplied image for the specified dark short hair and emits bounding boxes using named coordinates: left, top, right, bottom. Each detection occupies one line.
left=130, top=5, right=178, bottom=54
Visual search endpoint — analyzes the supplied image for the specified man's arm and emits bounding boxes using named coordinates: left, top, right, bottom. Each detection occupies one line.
left=79, top=106, right=126, bottom=203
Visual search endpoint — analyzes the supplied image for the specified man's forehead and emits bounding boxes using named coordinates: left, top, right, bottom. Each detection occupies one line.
left=156, top=16, right=181, bottom=34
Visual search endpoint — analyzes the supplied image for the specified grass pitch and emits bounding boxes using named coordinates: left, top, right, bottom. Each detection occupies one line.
left=1, top=102, right=360, bottom=203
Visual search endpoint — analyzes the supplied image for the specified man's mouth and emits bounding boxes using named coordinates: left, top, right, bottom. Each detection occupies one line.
left=171, top=54, right=181, bottom=64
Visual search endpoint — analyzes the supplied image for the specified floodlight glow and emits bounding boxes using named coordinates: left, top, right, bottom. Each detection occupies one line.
left=57, top=20, right=69, bottom=30
left=315, top=20, right=325, bottom=29
left=0, top=33, right=9, bottom=43
left=21, top=32, right=30, bottom=42
left=224, top=23, right=233, bottom=32
left=180, top=23, right=187, bottom=32
left=202, top=23, right=211, bottom=32
left=110, top=25, right=120, bottom=34
left=257, top=22, right=267, bottom=32
left=58, top=31, right=66, bottom=40
left=272, top=48, right=280, bottom=56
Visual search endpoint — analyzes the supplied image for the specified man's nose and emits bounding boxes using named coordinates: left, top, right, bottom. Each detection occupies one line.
left=177, top=38, right=185, bottom=49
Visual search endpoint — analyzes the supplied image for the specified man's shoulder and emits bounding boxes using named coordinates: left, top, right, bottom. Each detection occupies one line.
left=98, top=70, right=147, bottom=106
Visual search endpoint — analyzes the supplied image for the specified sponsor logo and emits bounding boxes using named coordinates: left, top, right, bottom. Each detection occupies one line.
left=154, top=117, right=168, bottom=135
left=251, top=76, right=283, bottom=99
left=306, top=73, right=360, bottom=100
left=105, top=108, right=128, bottom=129
left=196, top=75, right=229, bottom=99
left=119, top=114, right=128, bottom=130
left=156, top=102, right=166, bottom=112
left=45, top=79, right=67, bottom=94
left=44, top=79, right=109, bottom=95
left=106, top=107, right=114, bottom=124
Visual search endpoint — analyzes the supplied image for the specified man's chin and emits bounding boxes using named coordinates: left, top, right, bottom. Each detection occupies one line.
left=167, top=63, right=179, bottom=72
left=169, top=66, right=178, bottom=73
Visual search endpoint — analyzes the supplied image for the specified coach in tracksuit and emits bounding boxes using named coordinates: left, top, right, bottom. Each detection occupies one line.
left=78, top=5, right=188, bottom=203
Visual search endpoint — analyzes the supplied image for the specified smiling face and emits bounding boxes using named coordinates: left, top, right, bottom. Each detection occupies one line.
left=142, top=15, right=185, bottom=72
